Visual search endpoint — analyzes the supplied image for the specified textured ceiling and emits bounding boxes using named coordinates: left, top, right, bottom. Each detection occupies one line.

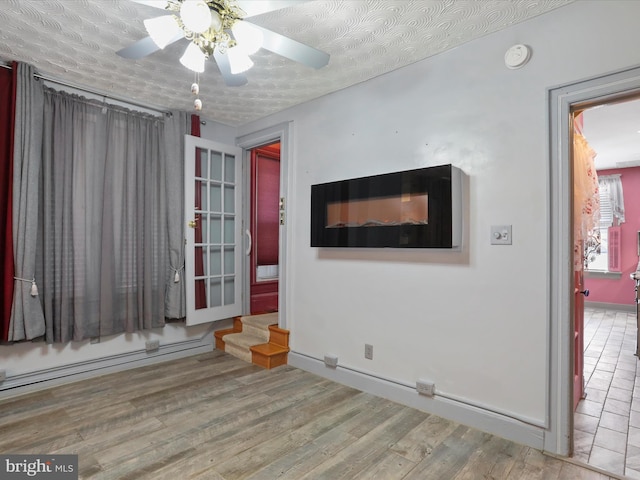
left=0, top=0, right=574, bottom=127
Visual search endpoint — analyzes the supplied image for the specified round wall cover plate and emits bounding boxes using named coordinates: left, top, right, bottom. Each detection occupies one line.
left=504, top=44, right=531, bottom=69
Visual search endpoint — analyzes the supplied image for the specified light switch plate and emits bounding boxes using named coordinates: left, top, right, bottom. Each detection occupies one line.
left=491, top=225, right=512, bottom=245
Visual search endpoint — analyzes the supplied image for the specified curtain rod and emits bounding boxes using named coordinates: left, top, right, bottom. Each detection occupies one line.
left=37, top=73, right=171, bottom=116
left=0, top=61, right=170, bottom=116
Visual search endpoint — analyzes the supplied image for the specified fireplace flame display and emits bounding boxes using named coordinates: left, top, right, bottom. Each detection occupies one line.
left=326, top=194, right=428, bottom=228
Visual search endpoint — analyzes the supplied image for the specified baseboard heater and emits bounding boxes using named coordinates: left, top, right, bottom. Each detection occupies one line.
left=0, top=337, right=213, bottom=397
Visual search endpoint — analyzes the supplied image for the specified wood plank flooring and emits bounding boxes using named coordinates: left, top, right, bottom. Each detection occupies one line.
left=0, top=350, right=616, bottom=479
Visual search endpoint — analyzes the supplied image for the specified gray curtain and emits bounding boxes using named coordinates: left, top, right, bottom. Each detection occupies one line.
left=39, top=88, right=168, bottom=342
left=9, top=63, right=45, bottom=341
left=164, top=111, right=190, bottom=320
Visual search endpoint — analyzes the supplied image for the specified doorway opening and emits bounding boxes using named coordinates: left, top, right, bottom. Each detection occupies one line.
left=571, top=96, right=640, bottom=476
left=237, top=122, right=291, bottom=329
left=248, top=141, right=281, bottom=315
left=548, top=65, right=640, bottom=463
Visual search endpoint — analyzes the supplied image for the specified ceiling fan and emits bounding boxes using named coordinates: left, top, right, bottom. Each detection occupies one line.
left=117, top=0, right=330, bottom=88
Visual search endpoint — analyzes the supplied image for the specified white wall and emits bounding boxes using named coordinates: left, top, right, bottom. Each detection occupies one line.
left=200, top=119, right=236, bottom=145
left=236, top=0, right=640, bottom=442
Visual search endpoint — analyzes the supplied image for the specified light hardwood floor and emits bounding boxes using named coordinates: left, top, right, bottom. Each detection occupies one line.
left=0, top=350, right=616, bottom=479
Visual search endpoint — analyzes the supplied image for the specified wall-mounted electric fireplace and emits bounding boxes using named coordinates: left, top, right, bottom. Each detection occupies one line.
left=311, top=164, right=462, bottom=248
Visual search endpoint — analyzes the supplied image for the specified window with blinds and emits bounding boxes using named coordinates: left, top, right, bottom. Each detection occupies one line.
left=586, top=176, right=623, bottom=272
left=598, top=181, right=614, bottom=229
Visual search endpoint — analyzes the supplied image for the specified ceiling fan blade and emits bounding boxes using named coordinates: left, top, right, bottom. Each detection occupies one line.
left=128, top=0, right=169, bottom=9
left=249, top=23, right=329, bottom=69
left=213, top=50, right=249, bottom=87
left=117, top=32, right=184, bottom=59
left=238, top=1, right=308, bottom=18
left=117, top=36, right=160, bottom=59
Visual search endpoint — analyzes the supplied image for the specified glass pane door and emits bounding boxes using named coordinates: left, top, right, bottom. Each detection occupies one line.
left=185, top=135, right=242, bottom=325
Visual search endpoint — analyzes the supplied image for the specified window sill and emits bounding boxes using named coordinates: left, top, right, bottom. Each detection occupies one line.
left=585, top=270, right=622, bottom=280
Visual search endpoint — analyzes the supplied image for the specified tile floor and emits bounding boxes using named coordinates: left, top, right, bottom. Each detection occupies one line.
left=574, top=306, right=640, bottom=477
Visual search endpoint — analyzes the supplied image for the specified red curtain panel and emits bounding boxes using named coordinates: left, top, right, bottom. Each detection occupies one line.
left=190, top=115, right=207, bottom=309
left=0, top=64, right=16, bottom=341
left=190, top=114, right=200, bottom=138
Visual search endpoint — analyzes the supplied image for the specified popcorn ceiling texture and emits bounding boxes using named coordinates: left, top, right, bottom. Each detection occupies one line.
left=0, top=0, right=573, bottom=126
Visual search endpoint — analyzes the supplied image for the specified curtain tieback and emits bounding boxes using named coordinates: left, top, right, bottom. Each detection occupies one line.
left=171, top=265, right=185, bottom=283
left=14, top=276, right=38, bottom=296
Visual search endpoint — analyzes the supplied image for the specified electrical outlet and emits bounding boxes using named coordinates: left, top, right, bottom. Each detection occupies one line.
left=364, top=344, right=373, bottom=360
left=416, top=379, right=436, bottom=397
left=145, top=340, right=160, bottom=352
left=0, top=369, right=6, bottom=382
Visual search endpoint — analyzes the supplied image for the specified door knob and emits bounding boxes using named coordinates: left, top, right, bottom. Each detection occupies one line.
left=580, top=289, right=590, bottom=297
left=245, top=230, right=252, bottom=256
left=188, top=218, right=198, bottom=228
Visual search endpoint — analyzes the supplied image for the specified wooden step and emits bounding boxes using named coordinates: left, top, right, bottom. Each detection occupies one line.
left=268, top=325, right=289, bottom=348
left=214, top=327, right=236, bottom=350
left=250, top=343, right=290, bottom=369
left=213, top=313, right=289, bottom=369
left=213, top=317, right=243, bottom=350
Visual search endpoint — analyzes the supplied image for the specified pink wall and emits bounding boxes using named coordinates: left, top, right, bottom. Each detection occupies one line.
left=585, top=167, right=640, bottom=306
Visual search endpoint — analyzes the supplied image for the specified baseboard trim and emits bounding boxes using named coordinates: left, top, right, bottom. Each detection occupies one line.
left=289, top=352, right=545, bottom=450
left=0, top=335, right=214, bottom=399
left=585, top=301, right=635, bottom=312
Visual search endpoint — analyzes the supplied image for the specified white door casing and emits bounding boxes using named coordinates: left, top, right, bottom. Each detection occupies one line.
left=547, top=67, right=640, bottom=456
left=237, top=122, right=293, bottom=329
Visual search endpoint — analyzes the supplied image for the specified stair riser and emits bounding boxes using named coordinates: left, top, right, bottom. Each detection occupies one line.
left=242, top=324, right=270, bottom=342
left=214, top=320, right=243, bottom=351
left=225, top=343, right=252, bottom=363
left=223, top=332, right=265, bottom=349
left=268, top=326, right=290, bottom=348
left=252, top=351, right=288, bottom=369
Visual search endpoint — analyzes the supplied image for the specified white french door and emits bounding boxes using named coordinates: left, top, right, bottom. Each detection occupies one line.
left=184, top=135, right=243, bottom=326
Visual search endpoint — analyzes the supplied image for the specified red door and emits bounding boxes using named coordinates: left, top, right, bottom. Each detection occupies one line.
left=574, top=269, right=586, bottom=410
left=249, top=143, right=280, bottom=314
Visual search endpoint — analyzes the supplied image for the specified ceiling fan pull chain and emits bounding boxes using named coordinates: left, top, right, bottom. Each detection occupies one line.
left=192, top=71, right=202, bottom=110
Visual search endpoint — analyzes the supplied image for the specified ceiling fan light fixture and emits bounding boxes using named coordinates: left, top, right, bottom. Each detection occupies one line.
left=144, top=15, right=182, bottom=49
left=210, top=10, right=223, bottom=32
left=227, top=46, right=254, bottom=74
left=180, top=0, right=212, bottom=34
left=231, top=21, right=263, bottom=55
left=180, top=42, right=206, bottom=73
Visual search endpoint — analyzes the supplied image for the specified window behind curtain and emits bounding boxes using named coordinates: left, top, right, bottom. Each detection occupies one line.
left=586, top=175, right=624, bottom=272
left=38, top=88, right=167, bottom=342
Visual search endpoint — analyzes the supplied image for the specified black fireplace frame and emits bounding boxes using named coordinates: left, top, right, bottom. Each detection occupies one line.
left=310, top=164, right=462, bottom=248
